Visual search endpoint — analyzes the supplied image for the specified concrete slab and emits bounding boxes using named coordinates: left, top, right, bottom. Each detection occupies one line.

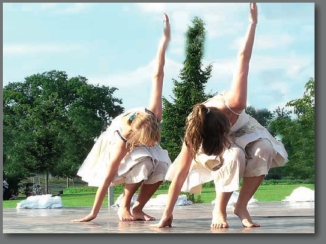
left=2, top=202, right=314, bottom=234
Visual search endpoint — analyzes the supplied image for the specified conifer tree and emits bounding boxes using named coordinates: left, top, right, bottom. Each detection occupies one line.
left=162, top=17, right=213, bottom=161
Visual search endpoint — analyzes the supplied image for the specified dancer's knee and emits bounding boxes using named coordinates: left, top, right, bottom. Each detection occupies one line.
left=125, top=158, right=154, bottom=184
left=254, top=139, right=274, bottom=159
left=144, top=161, right=169, bottom=184
left=244, top=139, right=275, bottom=177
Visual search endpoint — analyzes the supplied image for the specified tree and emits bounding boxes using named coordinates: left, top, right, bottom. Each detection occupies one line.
left=269, top=78, right=315, bottom=180
left=161, top=17, right=213, bottom=161
left=245, top=106, right=275, bottom=136
left=3, top=70, right=124, bottom=192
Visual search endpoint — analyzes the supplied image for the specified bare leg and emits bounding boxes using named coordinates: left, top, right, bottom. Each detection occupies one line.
left=118, top=182, right=142, bottom=221
left=234, top=138, right=274, bottom=227
left=118, top=157, right=156, bottom=221
left=211, top=192, right=233, bottom=228
left=132, top=181, right=162, bottom=221
left=233, top=175, right=264, bottom=227
left=211, top=145, right=246, bottom=228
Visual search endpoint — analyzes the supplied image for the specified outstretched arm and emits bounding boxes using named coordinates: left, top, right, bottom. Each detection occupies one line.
left=72, top=140, right=129, bottom=222
left=147, top=13, right=171, bottom=122
left=157, top=143, right=193, bottom=228
left=224, top=3, right=258, bottom=113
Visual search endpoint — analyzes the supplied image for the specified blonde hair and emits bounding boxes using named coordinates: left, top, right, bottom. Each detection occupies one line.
left=184, top=103, right=231, bottom=159
left=126, top=111, right=161, bottom=151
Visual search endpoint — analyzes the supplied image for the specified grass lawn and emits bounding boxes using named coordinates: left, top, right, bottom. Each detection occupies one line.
left=2, top=184, right=314, bottom=209
left=191, top=184, right=314, bottom=203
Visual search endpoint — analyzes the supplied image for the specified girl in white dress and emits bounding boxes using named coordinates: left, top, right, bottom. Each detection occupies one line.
left=73, top=13, right=171, bottom=222
left=157, top=3, right=288, bottom=229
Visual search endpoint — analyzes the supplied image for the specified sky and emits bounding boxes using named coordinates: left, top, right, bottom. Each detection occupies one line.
left=3, top=2, right=314, bottom=113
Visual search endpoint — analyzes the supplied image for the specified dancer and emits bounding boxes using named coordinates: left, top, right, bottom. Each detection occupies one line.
left=157, top=3, right=288, bottom=229
left=73, top=13, right=171, bottom=222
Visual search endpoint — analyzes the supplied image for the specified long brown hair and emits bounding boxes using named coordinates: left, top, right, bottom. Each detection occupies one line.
left=184, top=103, right=231, bottom=158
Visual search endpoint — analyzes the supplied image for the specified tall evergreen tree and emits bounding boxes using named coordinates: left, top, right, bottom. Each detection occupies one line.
left=162, top=17, right=213, bottom=161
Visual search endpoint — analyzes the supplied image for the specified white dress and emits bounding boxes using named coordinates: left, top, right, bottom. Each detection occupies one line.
left=77, top=107, right=171, bottom=187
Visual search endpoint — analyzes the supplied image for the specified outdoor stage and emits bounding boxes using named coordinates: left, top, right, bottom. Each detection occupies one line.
left=3, top=201, right=314, bottom=234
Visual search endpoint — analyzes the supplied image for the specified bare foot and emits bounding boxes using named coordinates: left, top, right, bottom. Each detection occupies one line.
left=233, top=205, right=260, bottom=227
left=117, top=207, right=135, bottom=221
left=132, top=209, right=155, bottom=221
left=211, top=210, right=229, bottom=228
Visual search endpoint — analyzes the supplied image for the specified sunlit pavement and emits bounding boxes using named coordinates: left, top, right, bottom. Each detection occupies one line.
left=3, top=202, right=314, bottom=234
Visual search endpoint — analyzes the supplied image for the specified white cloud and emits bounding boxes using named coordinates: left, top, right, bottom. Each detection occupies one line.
left=251, top=54, right=313, bottom=79
left=170, top=10, right=191, bottom=33
left=230, top=33, right=295, bottom=50
left=39, top=3, right=59, bottom=11
left=135, top=3, right=249, bottom=60
left=88, top=57, right=182, bottom=88
left=58, top=3, right=92, bottom=14
left=170, top=47, right=184, bottom=56
left=205, top=58, right=235, bottom=80
left=135, top=3, right=248, bottom=39
left=202, top=53, right=312, bottom=83
left=131, top=3, right=314, bottom=95
left=135, top=2, right=247, bottom=15
left=89, top=61, right=154, bottom=87
left=198, top=51, right=313, bottom=110
left=4, top=2, right=313, bottom=113
left=20, top=3, right=41, bottom=12
left=16, top=3, right=92, bottom=14
left=85, top=57, right=183, bottom=111
left=134, top=3, right=167, bottom=13
left=265, top=80, right=290, bottom=96
left=134, top=2, right=314, bottom=54
left=259, top=3, right=314, bottom=22
left=302, top=24, right=314, bottom=35
left=3, top=44, right=83, bottom=55
left=165, top=50, right=313, bottom=96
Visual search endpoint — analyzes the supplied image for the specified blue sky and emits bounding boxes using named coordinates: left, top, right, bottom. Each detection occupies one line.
left=3, top=2, right=314, bottom=112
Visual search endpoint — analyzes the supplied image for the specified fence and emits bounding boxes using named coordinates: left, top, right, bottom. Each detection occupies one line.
left=21, top=176, right=88, bottom=195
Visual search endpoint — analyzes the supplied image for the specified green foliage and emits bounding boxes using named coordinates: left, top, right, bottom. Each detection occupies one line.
left=269, top=78, right=315, bottom=181
left=287, top=78, right=314, bottom=119
left=3, top=70, right=124, bottom=189
left=245, top=106, right=275, bottom=136
left=162, top=17, right=213, bottom=161
left=246, top=106, right=273, bottom=128
left=158, top=181, right=171, bottom=190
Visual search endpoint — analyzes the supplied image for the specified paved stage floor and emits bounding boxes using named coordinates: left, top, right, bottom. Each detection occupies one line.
left=3, top=201, right=314, bottom=234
